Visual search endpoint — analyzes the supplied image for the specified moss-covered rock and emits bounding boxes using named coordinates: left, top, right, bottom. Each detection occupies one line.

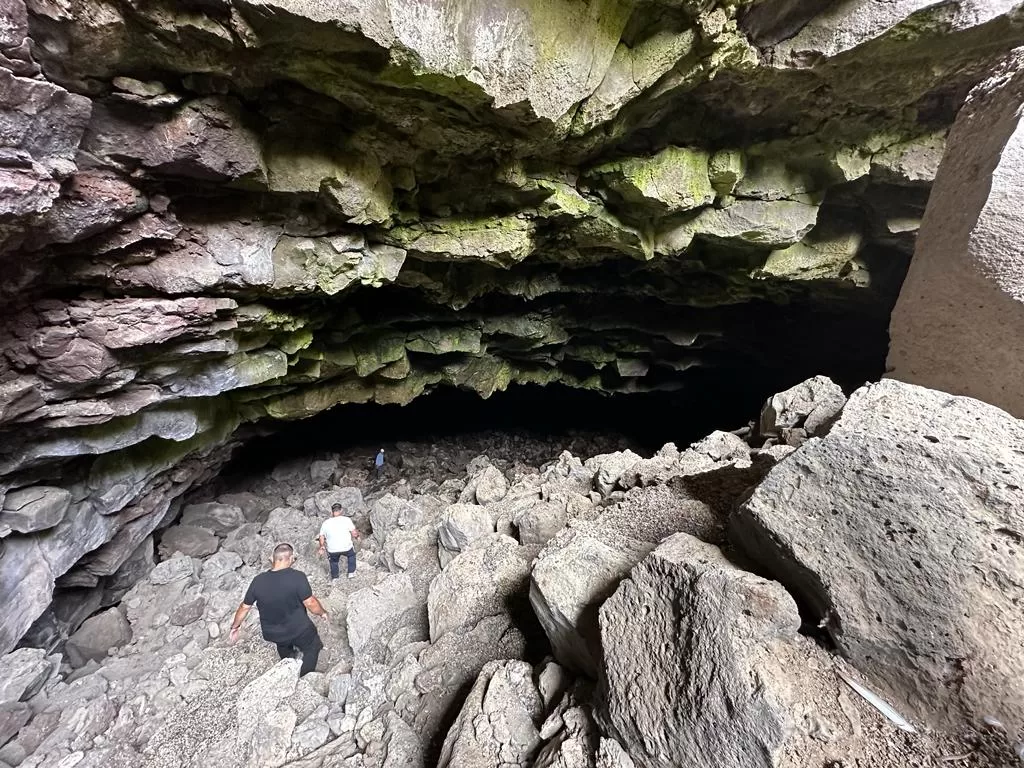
left=591, top=146, right=715, bottom=215
left=657, top=200, right=820, bottom=253
left=757, top=229, right=867, bottom=284
left=385, top=216, right=536, bottom=268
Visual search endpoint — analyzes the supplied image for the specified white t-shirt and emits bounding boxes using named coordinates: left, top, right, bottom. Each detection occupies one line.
left=319, top=516, right=356, bottom=552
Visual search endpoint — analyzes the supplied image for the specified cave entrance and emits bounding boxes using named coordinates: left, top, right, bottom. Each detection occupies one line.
left=219, top=370, right=811, bottom=481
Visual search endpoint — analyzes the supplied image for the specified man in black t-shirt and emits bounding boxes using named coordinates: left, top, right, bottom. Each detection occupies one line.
left=229, top=542, right=328, bottom=676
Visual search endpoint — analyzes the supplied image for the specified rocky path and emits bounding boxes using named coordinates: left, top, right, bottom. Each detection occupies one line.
left=1, top=383, right=1023, bottom=768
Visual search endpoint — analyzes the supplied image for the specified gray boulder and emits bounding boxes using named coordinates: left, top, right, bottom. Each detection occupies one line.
left=758, top=375, right=846, bottom=444
left=515, top=501, right=568, bottom=547
left=169, top=595, right=207, bottom=627
left=585, top=450, right=642, bottom=496
left=180, top=503, right=245, bottom=536
left=235, top=659, right=300, bottom=768
left=530, top=484, right=720, bottom=676
left=304, top=486, right=366, bottom=518
left=309, top=458, right=337, bottom=486
left=459, top=465, right=509, bottom=505
left=64, top=607, right=132, bottom=668
left=427, top=534, right=533, bottom=641
left=600, top=534, right=799, bottom=767
left=218, top=492, right=273, bottom=523
left=734, top=379, right=1024, bottom=731
left=411, top=615, right=528, bottom=737
left=0, top=648, right=58, bottom=705
left=221, top=523, right=266, bottom=566
left=149, top=555, right=197, bottom=586
left=437, top=660, right=543, bottom=768
left=200, top=550, right=243, bottom=581
left=346, top=574, right=424, bottom=662
left=0, top=702, right=32, bottom=750
left=159, top=524, right=219, bottom=558
left=370, top=495, right=427, bottom=545
left=0, top=487, right=71, bottom=533
left=437, top=503, right=495, bottom=565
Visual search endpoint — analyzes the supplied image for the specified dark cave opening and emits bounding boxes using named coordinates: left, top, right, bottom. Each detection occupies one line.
left=220, top=366, right=848, bottom=478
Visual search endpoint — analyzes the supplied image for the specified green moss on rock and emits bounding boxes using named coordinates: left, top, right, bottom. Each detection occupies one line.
left=591, top=146, right=715, bottom=214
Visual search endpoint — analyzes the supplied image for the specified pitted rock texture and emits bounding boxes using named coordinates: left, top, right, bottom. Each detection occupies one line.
left=734, top=379, right=1024, bottom=732
left=1, top=0, right=1023, bottom=663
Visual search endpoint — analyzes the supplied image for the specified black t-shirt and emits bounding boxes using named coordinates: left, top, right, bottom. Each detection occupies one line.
left=243, top=567, right=315, bottom=642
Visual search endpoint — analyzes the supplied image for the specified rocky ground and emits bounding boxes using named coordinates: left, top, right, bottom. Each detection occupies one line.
left=0, top=376, right=1022, bottom=768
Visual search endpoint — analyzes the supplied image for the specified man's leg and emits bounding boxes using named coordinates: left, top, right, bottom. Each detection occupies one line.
left=327, top=551, right=341, bottom=579
left=275, top=642, right=294, bottom=660
left=294, top=626, right=323, bottom=677
left=345, top=548, right=356, bottom=576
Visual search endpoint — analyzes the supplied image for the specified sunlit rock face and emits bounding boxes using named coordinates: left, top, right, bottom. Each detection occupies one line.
left=1, top=0, right=1023, bottom=652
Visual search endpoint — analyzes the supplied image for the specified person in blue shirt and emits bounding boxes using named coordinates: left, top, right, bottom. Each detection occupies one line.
left=374, top=448, right=385, bottom=480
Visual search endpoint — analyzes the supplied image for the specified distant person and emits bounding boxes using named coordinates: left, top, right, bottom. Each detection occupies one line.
left=229, top=543, right=327, bottom=677
left=317, top=503, right=360, bottom=580
left=374, top=448, right=385, bottom=480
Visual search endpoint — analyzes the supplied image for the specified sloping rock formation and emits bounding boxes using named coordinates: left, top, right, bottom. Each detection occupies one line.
left=2, top=0, right=1024, bottom=659
left=887, top=51, right=1024, bottom=418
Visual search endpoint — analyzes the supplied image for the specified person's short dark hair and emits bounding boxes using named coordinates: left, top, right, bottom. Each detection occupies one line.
left=273, top=543, right=295, bottom=562
left=331, top=503, right=343, bottom=512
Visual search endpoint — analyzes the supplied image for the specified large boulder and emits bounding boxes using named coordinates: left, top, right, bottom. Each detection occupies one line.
left=180, top=503, right=246, bottom=536
left=0, top=648, right=58, bottom=705
left=600, top=533, right=887, bottom=768
left=234, top=659, right=300, bottom=768
left=370, top=495, right=427, bottom=546
left=346, top=574, right=424, bottom=662
left=459, top=465, right=510, bottom=505
left=887, top=52, right=1024, bottom=418
left=410, top=615, right=528, bottom=737
left=437, top=503, right=495, bottom=566
left=530, top=484, right=720, bottom=676
left=64, top=607, right=132, bottom=668
left=436, top=660, right=543, bottom=768
left=427, top=534, right=533, bottom=641
left=158, top=524, right=219, bottom=558
left=734, top=379, right=1024, bottom=731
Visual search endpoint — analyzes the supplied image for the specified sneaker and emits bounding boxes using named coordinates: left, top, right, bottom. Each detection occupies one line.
left=347, top=573, right=355, bottom=579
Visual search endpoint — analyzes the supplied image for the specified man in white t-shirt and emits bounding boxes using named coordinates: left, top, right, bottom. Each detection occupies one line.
left=317, top=504, right=360, bottom=580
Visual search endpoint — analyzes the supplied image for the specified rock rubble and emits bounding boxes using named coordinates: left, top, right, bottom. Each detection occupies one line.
left=0, top=377, right=1021, bottom=767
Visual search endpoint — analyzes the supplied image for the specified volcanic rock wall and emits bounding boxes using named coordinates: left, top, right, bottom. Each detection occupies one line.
left=1, top=0, right=1024, bottom=653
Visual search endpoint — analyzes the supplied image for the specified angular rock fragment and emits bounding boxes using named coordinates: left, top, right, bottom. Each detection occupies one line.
left=64, top=607, right=131, bottom=668
left=0, top=486, right=71, bottom=533
left=437, top=659, right=543, bottom=768
left=758, top=374, right=846, bottom=444
left=427, top=534, right=533, bottom=641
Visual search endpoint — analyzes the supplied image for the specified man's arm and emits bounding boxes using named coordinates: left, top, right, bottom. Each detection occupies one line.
left=229, top=602, right=252, bottom=643
left=317, top=533, right=326, bottom=552
left=303, top=595, right=328, bottom=619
